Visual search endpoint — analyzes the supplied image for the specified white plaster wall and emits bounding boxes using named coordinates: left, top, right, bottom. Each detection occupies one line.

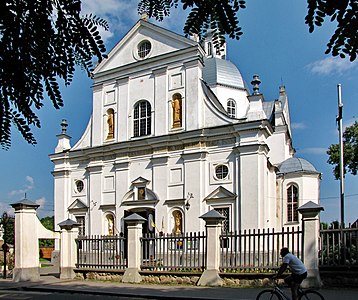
left=211, top=86, right=249, bottom=119
left=281, top=174, right=321, bottom=226
left=267, top=131, right=291, bottom=166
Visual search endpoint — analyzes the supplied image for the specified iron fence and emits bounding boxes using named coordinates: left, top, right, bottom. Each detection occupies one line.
left=319, top=225, right=358, bottom=268
left=76, top=235, right=127, bottom=270
left=220, top=226, right=302, bottom=272
left=140, top=232, right=206, bottom=272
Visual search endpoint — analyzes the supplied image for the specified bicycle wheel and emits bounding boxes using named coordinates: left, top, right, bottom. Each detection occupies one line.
left=256, top=289, right=283, bottom=300
left=298, top=290, right=325, bottom=300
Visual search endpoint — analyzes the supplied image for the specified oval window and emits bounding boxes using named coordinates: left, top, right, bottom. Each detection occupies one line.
left=138, top=40, right=151, bottom=58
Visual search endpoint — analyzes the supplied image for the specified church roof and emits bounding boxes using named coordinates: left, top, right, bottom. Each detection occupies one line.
left=203, top=57, right=247, bottom=90
left=278, top=157, right=319, bottom=174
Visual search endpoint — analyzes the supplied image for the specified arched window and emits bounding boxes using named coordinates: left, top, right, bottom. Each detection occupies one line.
left=207, top=42, right=212, bottom=56
left=133, top=100, right=151, bottom=137
left=227, top=99, right=236, bottom=118
left=172, top=93, right=182, bottom=128
left=106, top=108, right=114, bottom=140
left=287, top=185, right=299, bottom=222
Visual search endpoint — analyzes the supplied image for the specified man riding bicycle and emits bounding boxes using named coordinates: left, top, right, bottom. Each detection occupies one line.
left=273, top=247, right=307, bottom=300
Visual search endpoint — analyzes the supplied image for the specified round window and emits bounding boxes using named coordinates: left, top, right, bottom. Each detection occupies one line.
left=137, top=40, right=151, bottom=58
left=215, top=165, right=229, bottom=180
left=76, top=180, right=84, bottom=193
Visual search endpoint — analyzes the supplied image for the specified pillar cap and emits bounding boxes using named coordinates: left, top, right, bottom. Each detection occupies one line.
left=200, top=210, right=225, bottom=224
left=124, top=213, right=146, bottom=224
left=58, top=218, right=79, bottom=230
left=298, top=201, right=324, bottom=218
left=10, top=198, right=39, bottom=210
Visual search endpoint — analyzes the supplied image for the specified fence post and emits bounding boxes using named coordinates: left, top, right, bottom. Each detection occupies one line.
left=198, top=210, right=225, bottom=286
left=11, top=199, right=40, bottom=282
left=58, top=219, right=79, bottom=279
left=122, top=213, right=146, bottom=283
left=298, top=201, right=324, bottom=288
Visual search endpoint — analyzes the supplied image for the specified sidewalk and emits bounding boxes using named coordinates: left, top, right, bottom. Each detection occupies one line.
left=0, top=276, right=357, bottom=300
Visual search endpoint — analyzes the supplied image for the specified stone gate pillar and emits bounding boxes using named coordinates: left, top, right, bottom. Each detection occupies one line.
left=198, top=210, right=225, bottom=286
left=11, top=199, right=40, bottom=282
left=298, top=201, right=324, bottom=288
left=122, top=213, right=146, bottom=283
left=58, top=219, right=79, bottom=279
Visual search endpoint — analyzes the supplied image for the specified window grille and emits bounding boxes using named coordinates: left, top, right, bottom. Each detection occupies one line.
left=287, top=185, right=299, bottom=222
left=227, top=99, right=236, bottom=118
left=134, top=101, right=151, bottom=137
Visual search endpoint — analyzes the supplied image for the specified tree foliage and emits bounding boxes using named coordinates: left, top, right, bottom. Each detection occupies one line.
left=305, top=0, right=358, bottom=62
left=138, top=0, right=245, bottom=51
left=139, top=0, right=358, bottom=61
left=1, top=212, right=15, bottom=245
left=0, top=0, right=108, bottom=149
left=327, top=121, right=358, bottom=179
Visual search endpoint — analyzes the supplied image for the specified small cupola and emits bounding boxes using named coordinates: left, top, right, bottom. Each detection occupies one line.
left=202, top=30, right=226, bottom=59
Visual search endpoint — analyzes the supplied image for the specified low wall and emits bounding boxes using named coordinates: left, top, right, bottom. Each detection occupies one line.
left=320, top=271, right=358, bottom=287
left=74, top=270, right=358, bottom=288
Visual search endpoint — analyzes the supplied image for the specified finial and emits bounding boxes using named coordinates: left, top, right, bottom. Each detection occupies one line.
left=251, top=74, right=261, bottom=95
left=279, top=85, right=286, bottom=96
left=141, top=12, right=149, bottom=21
left=61, top=119, right=68, bottom=134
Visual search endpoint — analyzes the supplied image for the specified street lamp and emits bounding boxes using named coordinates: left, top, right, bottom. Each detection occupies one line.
left=185, top=193, right=193, bottom=210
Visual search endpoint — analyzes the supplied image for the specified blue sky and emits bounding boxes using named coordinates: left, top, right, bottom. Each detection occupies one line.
left=1, top=0, right=357, bottom=224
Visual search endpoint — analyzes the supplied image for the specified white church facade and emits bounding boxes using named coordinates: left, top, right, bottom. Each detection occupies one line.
left=50, top=19, right=321, bottom=237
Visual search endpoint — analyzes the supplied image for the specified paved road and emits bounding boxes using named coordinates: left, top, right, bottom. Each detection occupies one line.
left=1, top=276, right=358, bottom=300
left=0, top=290, right=152, bottom=299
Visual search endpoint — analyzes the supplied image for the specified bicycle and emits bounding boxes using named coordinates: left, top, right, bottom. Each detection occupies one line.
left=256, top=278, right=325, bottom=300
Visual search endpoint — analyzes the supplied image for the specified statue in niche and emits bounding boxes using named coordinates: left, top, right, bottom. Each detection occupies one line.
left=172, top=94, right=182, bottom=128
left=107, top=110, right=114, bottom=139
left=138, top=187, right=145, bottom=200
left=173, top=211, right=182, bottom=235
left=107, top=215, right=114, bottom=236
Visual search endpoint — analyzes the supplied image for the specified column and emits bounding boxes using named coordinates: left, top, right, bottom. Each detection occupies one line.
left=122, top=213, right=146, bottom=283
left=11, top=199, right=40, bottom=282
left=298, top=201, right=324, bottom=288
left=58, top=219, right=79, bottom=279
left=197, top=210, right=225, bottom=286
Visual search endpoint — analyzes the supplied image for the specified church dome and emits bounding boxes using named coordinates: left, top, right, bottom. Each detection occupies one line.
left=203, top=57, right=247, bottom=90
left=278, top=157, right=319, bottom=174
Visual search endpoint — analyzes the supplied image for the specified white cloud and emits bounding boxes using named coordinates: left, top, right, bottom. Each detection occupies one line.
left=297, top=147, right=327, bottom=155
left=82, top=0, right=139, bottom=43
left=8, top=176, right=35, bottom=197
left=35, top=197, right=46, bottom=208
left=0, top=202, right=13, bottom=215
left=291, top=122, right=307, bottom=130
left=307, top=57, right=358, bottom=76
left=81, top=0, right=188, bottom=44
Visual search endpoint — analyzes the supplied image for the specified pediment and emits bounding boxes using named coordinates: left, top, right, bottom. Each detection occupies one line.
left=204, top=186, right=236, bottom=202
left=68, top=199, right=88, bottom=211
left=131, top=176, right=150, bottom=186
left=94, top=19, right=198, bottom=74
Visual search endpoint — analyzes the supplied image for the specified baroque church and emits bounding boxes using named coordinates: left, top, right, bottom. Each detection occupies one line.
left=50, top=19, right=321, bottom=237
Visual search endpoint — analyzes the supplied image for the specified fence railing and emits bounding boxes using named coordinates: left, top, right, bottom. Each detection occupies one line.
left=76, top=235, right=127, bottom=270
left=319, top=225, right=358, bottom=268
left=140, top=232, right=206, bottom=272
left=220, top=226, right=302, bottom=272
left=74, top=227, right=306, bottom=273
